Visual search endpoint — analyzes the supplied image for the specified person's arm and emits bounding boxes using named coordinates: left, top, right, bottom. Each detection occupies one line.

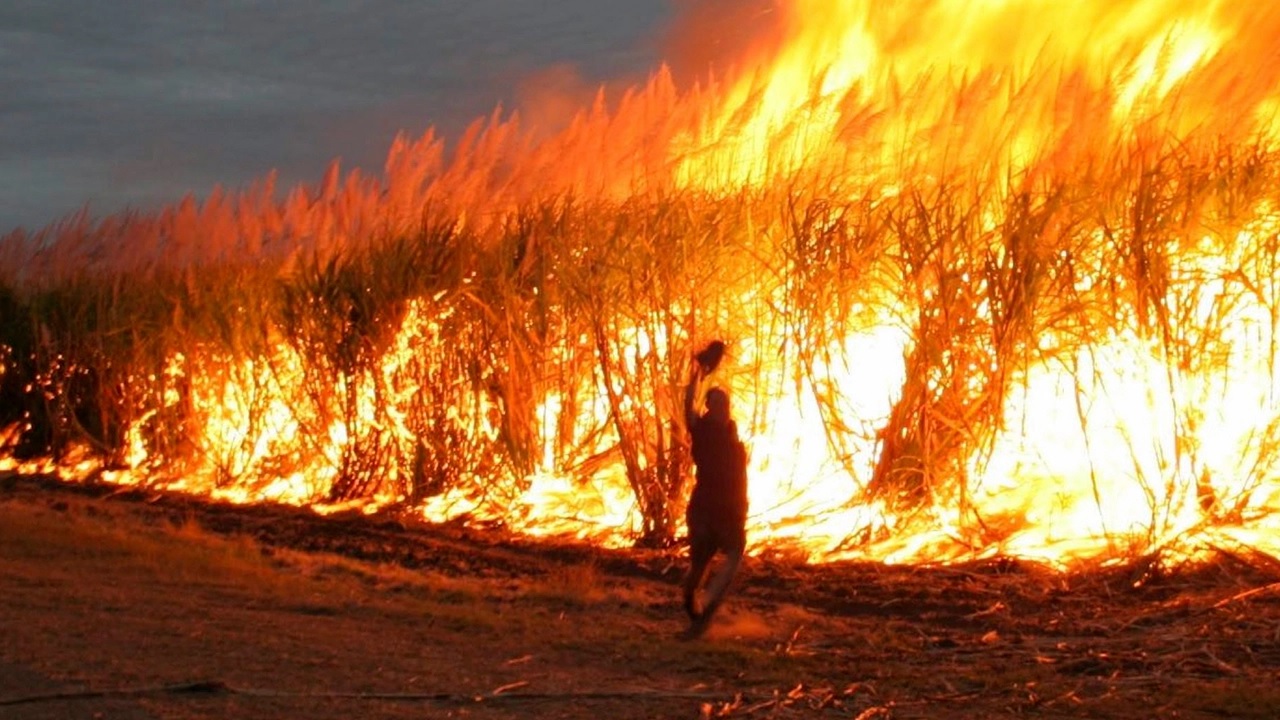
left=686, top=340, right=724, bottom=431
left=683, top=362, right=701, bottom=431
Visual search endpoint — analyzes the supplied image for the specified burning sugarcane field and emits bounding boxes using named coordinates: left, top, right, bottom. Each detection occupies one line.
left=3, top=1, right=1280, bottom=718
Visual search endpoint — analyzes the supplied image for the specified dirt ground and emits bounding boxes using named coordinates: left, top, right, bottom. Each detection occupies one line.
left=2, top=472, right=1279, bottom=719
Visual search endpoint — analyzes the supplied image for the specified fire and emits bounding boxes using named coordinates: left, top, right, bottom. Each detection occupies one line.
left=4, top=1, right=1280, bottom=569
left=671, top=1, right=1279, bottom=189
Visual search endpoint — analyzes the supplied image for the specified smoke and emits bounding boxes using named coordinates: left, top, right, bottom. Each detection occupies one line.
left=658, top=0, right=788, bottom=86
left=703, top=608, right=774, bottom=640
left=513, top=0, right=790, bottom=142
left=514, top=63, right=602, bottom=140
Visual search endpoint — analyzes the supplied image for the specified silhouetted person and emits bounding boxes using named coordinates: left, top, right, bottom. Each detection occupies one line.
left=681, top=347, right=748, bottom=638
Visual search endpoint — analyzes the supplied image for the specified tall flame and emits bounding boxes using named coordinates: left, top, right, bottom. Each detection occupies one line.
left=670, top=0, right=1278, bottom=188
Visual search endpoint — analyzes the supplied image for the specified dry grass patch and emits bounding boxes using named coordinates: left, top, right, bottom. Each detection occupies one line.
left=528, top=560, right=608, bottom=606
left=0, top=495, right=520, bottom=636
left=0, top=498, right=311, bottom=595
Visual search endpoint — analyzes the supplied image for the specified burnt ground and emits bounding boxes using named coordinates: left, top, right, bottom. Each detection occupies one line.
left=1, top=472, right=1279, bottom=719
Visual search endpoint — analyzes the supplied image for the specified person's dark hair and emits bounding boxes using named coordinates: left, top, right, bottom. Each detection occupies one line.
left=705, top=387, right=730, bottom=420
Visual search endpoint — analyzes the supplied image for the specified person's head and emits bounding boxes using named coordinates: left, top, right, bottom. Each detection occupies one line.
left=705, top=387, right=731, bottom=425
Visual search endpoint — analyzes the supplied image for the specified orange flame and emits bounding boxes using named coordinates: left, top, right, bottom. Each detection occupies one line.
left=667, top=1, right=1280, bottom=190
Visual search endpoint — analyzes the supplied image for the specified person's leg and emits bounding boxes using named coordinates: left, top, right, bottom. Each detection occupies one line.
left=682, top=536, right=716, bottom=621
left=698, top=544, right=742, bottom=623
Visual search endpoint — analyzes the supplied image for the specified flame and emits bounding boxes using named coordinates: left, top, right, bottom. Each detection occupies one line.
left=669, top=1, right=1278, bottom=189
left=5, top=0, right=1280, bottom=569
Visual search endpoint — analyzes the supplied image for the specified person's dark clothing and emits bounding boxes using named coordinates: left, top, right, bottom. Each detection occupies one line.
left=686, top=416, right=748, bottom=552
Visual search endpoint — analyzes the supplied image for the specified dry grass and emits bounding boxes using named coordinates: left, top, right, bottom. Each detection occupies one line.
left=529, top=559, right=608, bottom=605
left=0, top=495, right=504, bottom=631
left=0, top=501, right=266, bottom=580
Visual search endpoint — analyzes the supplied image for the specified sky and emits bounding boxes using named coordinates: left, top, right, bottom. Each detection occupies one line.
left=0, top=1, right=673, bottom=233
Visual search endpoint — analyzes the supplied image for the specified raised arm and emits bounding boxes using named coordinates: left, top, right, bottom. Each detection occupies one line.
left=686, top=340, right=726, bottom=431
left=683, top=362, right=702, bottom=431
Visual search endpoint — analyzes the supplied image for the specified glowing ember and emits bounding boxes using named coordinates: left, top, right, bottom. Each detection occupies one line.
left=3, top=1, right=1280, bottom=569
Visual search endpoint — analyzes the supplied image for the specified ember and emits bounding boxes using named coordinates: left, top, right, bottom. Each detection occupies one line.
left=2, top=1, right=1280, bottom=570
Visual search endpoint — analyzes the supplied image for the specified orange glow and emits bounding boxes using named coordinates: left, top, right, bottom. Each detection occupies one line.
left=667, top=1, right=1278, bottom=190
left=4, top=1, right=1280, bottom=569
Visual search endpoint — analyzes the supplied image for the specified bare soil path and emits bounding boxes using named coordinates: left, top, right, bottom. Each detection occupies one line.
left=2, top=472, right=1279, bottom=719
